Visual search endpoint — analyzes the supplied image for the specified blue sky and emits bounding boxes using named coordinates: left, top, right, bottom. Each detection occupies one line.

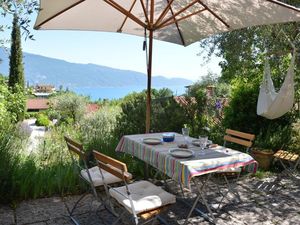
left=1, top=12, right=222, bottom=81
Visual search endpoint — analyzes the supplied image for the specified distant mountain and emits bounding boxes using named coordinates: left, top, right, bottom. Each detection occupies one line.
left=0, top=48, right=192, bottom=88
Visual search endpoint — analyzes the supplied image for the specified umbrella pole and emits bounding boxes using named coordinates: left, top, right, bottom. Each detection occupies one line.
left=146, top=29, right=153, bottom=134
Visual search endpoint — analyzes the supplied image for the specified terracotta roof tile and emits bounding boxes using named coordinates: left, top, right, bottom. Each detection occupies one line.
left=86, top=103, right=100, bottom=113
left=27, top=99, right=100, bottom=113
left=26, top=99, right=49, bottom=110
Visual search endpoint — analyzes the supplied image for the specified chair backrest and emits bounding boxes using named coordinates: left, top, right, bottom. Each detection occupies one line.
left=64, top=136, right=87, bottom=171
left=65, top=136, right=85, bottom=158
left=65, top=136, right=100, bottom=199
left=224, top=129, right=255, bottom=152
left=93, top=151, right=131, bottom=182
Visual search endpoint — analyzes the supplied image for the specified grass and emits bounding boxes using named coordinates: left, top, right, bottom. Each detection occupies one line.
left=251, top=168, right=279, bottom=179
left=0, top=107, right=123, bottom=203
left=0, top=123, right=86, bottom=203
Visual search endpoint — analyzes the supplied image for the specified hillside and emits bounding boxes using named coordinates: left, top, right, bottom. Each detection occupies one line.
left=0, top=48, right=192, bottom=88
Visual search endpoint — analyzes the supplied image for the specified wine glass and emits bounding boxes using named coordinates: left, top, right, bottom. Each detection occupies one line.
left=199, top=135, right=208, bottom=155
left=182, top=127, right=189, bottom=145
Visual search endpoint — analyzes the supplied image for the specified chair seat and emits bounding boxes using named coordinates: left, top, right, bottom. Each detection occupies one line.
left=274, top=150, right=299, bottom=162
left=109, top=180, right=176, bottom=215
left=81, top=166, right=132, bottom=187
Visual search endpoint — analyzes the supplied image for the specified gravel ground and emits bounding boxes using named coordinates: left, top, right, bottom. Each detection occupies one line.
left=0, top=174, right=299, bottom=225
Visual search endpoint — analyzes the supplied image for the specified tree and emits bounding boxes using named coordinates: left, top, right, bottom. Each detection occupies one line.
left=1, top=0, right=38, bottom=43
left=197, top=5, right=300, bottom=148
left=51, top=92, right=88, bottom=124
left=199, top=21, right=299, bottom=83
left=8, top=14, right=24, bottom=90
left=7, top=14, right=26, bottom=121
left=198, top=0, right=300, bottom=119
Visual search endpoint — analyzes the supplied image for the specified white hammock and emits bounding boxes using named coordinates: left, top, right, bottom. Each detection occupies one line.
left=257, top=49, right=296, bottom=119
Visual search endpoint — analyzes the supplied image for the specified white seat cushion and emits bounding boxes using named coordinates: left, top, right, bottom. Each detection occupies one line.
left=80, top=166, right=132, bottom=187
left=109, top=180, right=176, bottom=214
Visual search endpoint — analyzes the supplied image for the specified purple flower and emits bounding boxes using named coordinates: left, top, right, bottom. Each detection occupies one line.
left=215, top=100, right=222, bottom=110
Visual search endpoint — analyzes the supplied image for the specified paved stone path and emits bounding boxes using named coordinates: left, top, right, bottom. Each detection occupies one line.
left=21, top=119, right=46, bottom=154
left=1, top=174, right=299, bottom=225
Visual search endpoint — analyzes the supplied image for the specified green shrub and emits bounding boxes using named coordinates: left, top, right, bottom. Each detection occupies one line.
left=115, top=91, right=147, bottom=136
left=79, top=105, right=120, bottom=153
left=11, top=124, right=84, bottom=201
left=25, top=111, right=38, bottom=119
left=0, top=125, right=21, bottom=203
left=0, top=77, right=25, bottom=124
left=0, top=121, right=83, bottom=203
left=35, top=113, right=50, bottom=127
left=222, top=77, right=295, bottom=151
left=151, top=95, right=187, bottom=133
left=184, top=86, right=208, bottom=137
left=7, top=85, right=26, bottom=122
left=45, top=108, right=60, bottom=121
left=222, top=77, right=261, bottom=134
left=184, top=80, right=231, bottom=141
left=115, top=88, right=188, bottom=138
left=289, top=120, right=300, bottom=153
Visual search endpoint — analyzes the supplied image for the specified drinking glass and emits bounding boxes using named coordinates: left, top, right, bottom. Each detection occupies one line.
left=199, top=135, right=208, bottom=155
left=182, top=127, right=189, bottom=145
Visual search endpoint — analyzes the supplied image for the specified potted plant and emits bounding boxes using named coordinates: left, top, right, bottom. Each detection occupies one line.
left=251, top=147, right=274, bottom=170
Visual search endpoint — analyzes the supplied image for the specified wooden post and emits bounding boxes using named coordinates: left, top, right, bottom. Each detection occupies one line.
left=145, top=0, right=154, bottom=134
left=144, top=0, right=155, bottom=180
left=146, top=30, right=153, bottom=134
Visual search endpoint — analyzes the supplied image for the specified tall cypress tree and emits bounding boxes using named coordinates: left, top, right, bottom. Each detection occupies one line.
left=8, top=14, right=25, bottom=91
left=8, top=14, right=26, bottom=121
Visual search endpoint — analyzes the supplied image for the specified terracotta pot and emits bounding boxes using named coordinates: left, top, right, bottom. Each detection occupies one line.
left=251, top=148, right=274, bottom=170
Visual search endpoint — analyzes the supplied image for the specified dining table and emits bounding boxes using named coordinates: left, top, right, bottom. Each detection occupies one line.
left=115, top=132, right=258, bottom=224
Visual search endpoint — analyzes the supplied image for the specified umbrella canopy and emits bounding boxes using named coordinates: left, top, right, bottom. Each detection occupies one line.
left=34, top=0, right=300, bottom=133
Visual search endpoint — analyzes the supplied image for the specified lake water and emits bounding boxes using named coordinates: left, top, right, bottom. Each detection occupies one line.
left=72, top=85, right=187, bottom=100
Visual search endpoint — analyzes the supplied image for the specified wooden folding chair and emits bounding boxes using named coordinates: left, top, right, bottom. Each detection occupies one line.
left=64, top=136, right=131, bottom=225
left=93, top=150, right=176, bottom=225
left=213, top=129, right=255, bottom=208
left=273, top=149, right=300, bottom=178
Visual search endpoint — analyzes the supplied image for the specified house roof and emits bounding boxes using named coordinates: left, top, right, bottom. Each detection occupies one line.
left=26, top=99, right=49, bottom=110
left=34, top=84, right=55, bottom=93
left=86, top=103, right=100, bottom=113
left=26, top=99, right=100, bottom=113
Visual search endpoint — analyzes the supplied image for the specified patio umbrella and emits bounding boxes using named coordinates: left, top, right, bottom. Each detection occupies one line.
left=34, top=0, right=300, bottom=133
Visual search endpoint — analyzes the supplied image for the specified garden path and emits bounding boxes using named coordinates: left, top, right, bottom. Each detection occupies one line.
left=0, top=174, right=299, bottom=225
left=23, top=119, right=46, bottom=154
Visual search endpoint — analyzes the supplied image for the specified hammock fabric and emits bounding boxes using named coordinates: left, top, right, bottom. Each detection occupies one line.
left=257, top=49, right=296, bottom=119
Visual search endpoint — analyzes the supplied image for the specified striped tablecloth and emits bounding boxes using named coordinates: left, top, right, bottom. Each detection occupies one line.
left=116, top=133, right=257, bottom=188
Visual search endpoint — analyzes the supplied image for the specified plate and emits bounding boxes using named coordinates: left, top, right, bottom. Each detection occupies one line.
left=169, top=148, right=194, bottom=158
left=192, top=139, right=212, bottom=147
left=143, top=138, right=162, bottom=145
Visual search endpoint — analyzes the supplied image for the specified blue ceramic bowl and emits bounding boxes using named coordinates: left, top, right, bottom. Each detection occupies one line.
left=162, top=133, right=175, bottom=142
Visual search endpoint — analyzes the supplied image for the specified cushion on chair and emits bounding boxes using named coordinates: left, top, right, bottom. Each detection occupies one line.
left=80, top=166, right=132, bottom=187
left=109, top=180, right=176, bottom=214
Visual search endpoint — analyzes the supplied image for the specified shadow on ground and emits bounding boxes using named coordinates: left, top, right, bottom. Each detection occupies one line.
left=1, top=174, right=299, bottom=225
